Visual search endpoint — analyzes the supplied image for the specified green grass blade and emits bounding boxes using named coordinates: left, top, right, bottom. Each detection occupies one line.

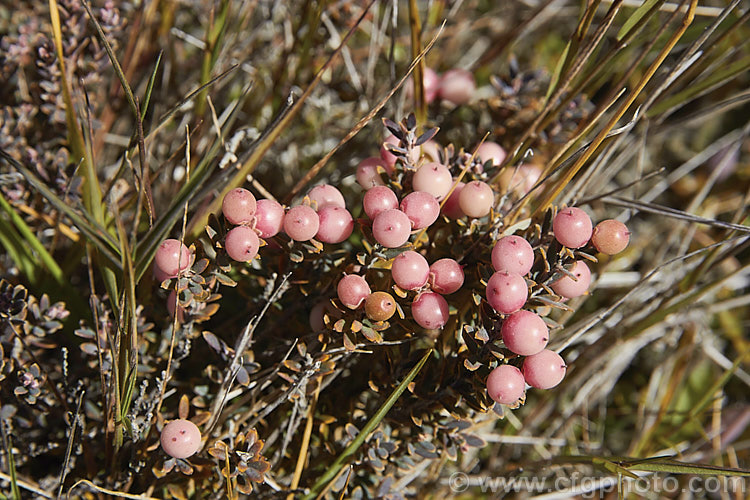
left=48, top=0, right=103, bottom=224
left=647, top=54, right=750, bottom=117
left=0, top=193, right=64, bottom=284
left=0, top=149, right=121, bottom=267
left=0, top=216, right=37, bottom=283
left=141, top=51, right=163, bottom=121
left=80, top=0, right=138, bottom=120
left=617, top=0, right=663, bottom=41
left=624, top=458, right=750, bottom=476
left=302, top=349, right=433, bottom=499
left=3, top=430, right=21, bottom=500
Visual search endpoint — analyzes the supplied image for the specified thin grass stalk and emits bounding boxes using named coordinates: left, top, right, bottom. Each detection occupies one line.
left=302, top=349, right=433, bottom=499
left=195, top=0, right=378, bottom=234
left=530, top=0, right=699, bottom=216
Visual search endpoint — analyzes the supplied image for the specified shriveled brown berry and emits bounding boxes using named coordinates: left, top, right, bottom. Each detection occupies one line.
left=365, top=292, right=396, bottom=321
left=591, top=219, right=630, bottom=255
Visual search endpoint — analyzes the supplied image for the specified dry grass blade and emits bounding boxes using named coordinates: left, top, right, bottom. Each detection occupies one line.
left=603, top=196, right=750, bottom=233
left=197, top=0, right=379, bottom=227
left=302, top=350, right=433, bottom=500
left=285, top=21, right=445, bottom=202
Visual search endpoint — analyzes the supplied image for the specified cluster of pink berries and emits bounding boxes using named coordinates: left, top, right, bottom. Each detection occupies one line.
left=222, top=185, right=355, bottom=254
left=408, top=67, right=477, bottom=106
left=358, top=162, right=497, bottom=249
left=335, top=251, right=465, bottom=330
left=485, top=207, right=630, bottom=407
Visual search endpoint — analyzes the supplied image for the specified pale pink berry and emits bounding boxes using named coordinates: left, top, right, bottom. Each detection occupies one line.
left=337, top=274, right=371, bottom=309
left=391, top=250, right=430, bottom=290
left=591, top=219, right=630, bottom=255
left=167, top=290, right=185, bottom=323
left=222, top=187, right=257, bottom=225
left=441, top=181, right=465, bottom=219
left=475, top=141, right=506, bottom=168
left=155, top=239, right=192, bottom=278
left=498, top=164, right=541, bottom=195
left=308, top=184, right=346, bottom=210
left=309, top=300, right=340, bottom=332
left=412, top=162, right=453, bottom=200
left=316, top=206, right=354, bottom=244
left=492, top=235, right=534, bottom=276
left=553, top=207, right=593, bottom=248
left=486, top=271, right=527, bottom=314
left=225, top=226, right=260, bottom=262
left=458, top=181, right=494, bottom=218
left=523, top=349, right=566, bottom=389
left=363, top=186, right=399, bottom=219
left=154, top=264, right=171, bottom=283
left=356, top=157, right=393, bottom=189
left=420, top=139, right=442, bottom=162
left=160, top=419, right=201, bottom=459
left=284, top=205, right=320, bottom=242
left=501, top=310, right=548, bottom=356
left=400, top=191, right=440, bottom=229
left=411, top=292, right=449, bottom=329
left=551, top=260, right=591, bottom=298
left=405, top=67, right=440, bottom=104
left=381, top=134, right=420, bottom=169
left=428, top=258, right=464, bottom=295
left=372, top=209, right=411, bottom=248
left=438, top=68, right=475, bottom=105
left=255, top=199, right=284, bottom=238
left=486, top=364, right=525, bottom=405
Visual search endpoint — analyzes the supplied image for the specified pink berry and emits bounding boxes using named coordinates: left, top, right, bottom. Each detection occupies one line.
left=372, top=209, right=411, bottom=248
left=255, top=199, right=285, bottom=238
left=284, top=205, right=320, bottom=242
left=391, top=250, right=430, bottom=290
left=420, top=139, right=442, bottom=162
left=438, top=68, right=476, bottom=105
left=155, top=239, right=192, bottom=278
left=428, top=258, right=464, bottom=295
left=154, top=264, right=171, bottom=283
left=591, top=219, right=630, bottom=255
left=363, top=186, right=399, bottom=219
left=316, top=206, right=354, bottom=244
left=411, top=291, right=449, bottom=329
left=406, top=67, right=440, bottom=104
left=441, top=181, right=465, bottom=219
left=474, top=141, right=507, bottom=169
left=309, top=300, right=340, bottom=332
left=308, top=184, right=346, bottom=210
left=486, top=271, right=527, bottom=314
left=160, top=419, right=201, bottom=459
left=486, top=364, right=525, bottom=405
left=356, top=157, right=393, bottom=190
left=167, top=290, right=185, bottom=323
left=400, top=191, right=440, bottom=229
left=492, top=235, right=534, bottom=276
left=553, top=207, right=593, bottom=248
left=523, top=349, right=566, bottom=389
left=222, top=187, right=257, bottom=225
left=225, top=226, right=260, bottom=262
left=412, top=162, right=453, bottom=200
left=458, top=181, right=494, bottom=218
left=499, top=164, right=541, bottom=195
left=551, top=260, right=591, bottom=298
left=380, top=134, right=420, bottom=169
left=337, top=274, right=371, bottom=309
left=501, top=310, right=548, bottom=356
